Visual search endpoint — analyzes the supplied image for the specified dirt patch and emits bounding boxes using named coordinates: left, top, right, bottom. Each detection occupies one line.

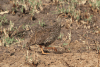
left=0, top=0, right=100, bottom=67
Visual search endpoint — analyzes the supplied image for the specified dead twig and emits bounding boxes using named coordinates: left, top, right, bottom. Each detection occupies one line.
left=0, top=11, right=9, bottom=15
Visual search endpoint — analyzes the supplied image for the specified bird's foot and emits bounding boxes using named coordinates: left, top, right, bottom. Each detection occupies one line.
left=39, top=45, right=49, bottom=54
left=45, top=47, right=57, bottom=52
left=52, top=47, right=57, bottom=52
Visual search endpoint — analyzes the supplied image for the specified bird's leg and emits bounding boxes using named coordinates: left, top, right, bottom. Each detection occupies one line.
left=39, top=45, right=49, bottom=54
left=45, top=47, right=57, bottom=52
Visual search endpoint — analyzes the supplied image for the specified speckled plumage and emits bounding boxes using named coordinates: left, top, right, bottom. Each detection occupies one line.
left=26, top=22, right=61, bottom=54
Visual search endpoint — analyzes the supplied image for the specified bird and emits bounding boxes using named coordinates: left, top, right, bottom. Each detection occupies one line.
left=26, top=22, right=61, bottom=54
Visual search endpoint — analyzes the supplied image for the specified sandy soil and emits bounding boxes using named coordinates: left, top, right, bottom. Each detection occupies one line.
left=0, top=0, right=100, bottom=67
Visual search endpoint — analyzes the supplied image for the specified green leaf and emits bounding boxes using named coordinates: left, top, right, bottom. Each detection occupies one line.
left=63, top=43, right=68, bottom=46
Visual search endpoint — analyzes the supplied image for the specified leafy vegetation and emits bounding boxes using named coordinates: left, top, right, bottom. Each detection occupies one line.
left=0, top=15, right=8, bottom=26
left=4, top=37, right=17, bottom=46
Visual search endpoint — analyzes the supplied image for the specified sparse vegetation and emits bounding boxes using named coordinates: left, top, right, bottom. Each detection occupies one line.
left=0, top=0, right=100, bottom=67
left=4, top=37, right=17, bottom=46
left=0, top=15, right=8, bottom=26
left=58, top=33, right=64, bottom=39
left=39, top=20, right=45, bottom=27
left=62, top=43, right=68, bottom=46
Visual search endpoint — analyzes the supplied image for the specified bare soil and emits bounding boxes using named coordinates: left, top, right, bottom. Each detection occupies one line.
left=0, top=0, right=100, bottom=67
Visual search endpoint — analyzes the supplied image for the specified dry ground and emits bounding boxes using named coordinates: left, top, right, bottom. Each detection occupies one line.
left=0, top=0, right=100, bottom=67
